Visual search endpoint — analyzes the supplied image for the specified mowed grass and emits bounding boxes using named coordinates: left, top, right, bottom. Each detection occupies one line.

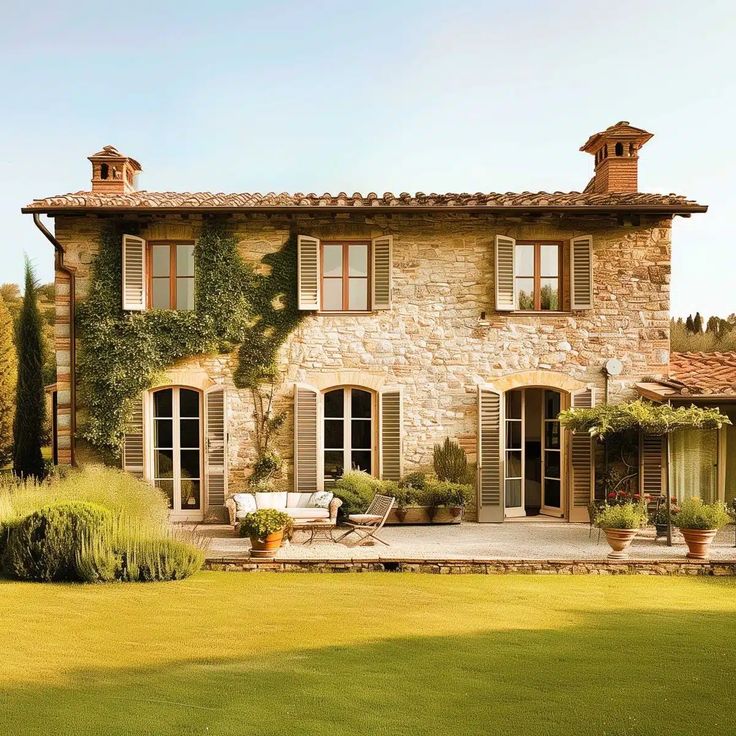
left=1, top=573, right=736, bottom=736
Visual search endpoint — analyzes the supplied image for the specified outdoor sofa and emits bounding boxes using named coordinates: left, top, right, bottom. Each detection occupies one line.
left=225, top=491, right=342, bottom=526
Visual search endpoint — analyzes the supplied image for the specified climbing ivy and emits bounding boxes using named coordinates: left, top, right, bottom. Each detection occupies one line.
left=76, top=220, right=304, bottom=455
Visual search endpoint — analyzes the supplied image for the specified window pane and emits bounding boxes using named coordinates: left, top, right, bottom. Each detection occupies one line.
left=324, top=419, right=343, bottom=449
left=540, top=245, right=559, bottom=277
left=544, top=478, right=561, bottom=508
left=180, top=389, right=200, bottom=418
left=505, top=478, right=522, bottom=507
left=152, top=278, right=170, bottom=309
left=180, top=450, right=200, bottom=480
left=154, top=419, right=173, bottom=449
left=545, top=450, right=561, bottom=479
left=506, top=450, right=522, bottom=478
left=324, top=389, right=344, bottom=418
left=515, top=245, right=534, bottom=277
left=180, top=419, right=199, bottom=449
left=516, top=278, right=534, bottom=310
left=544, top=390, right=561, bottom=418
left=176, top=278, right=194, bottom=310
left=157, top=479, right=174, bottom=509
left=540, top=278, right=559, bottom=310
left=180, top=480, right=201, bottom=510
left=506, top=390, right=522, bottom=419
left=348, top=279, right=368, bottom=311
left=152, top=245, right=170, bottom=277
left=177, top=244, right=195, bottom=277
left=323, top=245, right=343, bottom=277
left=323, top=279, right=343, bottom=310
left=506, top=421, right=522, bottom=450
left=154, top=389, right=173, bottom=418
left=352, top=420, right=371, bottom=449
left=324, top=450, right=344, bottom=481
left=351, top=450, right=371, bottom=473
left=155, top=449, right=174, bottom=479
left=545, top=422, right=561, bottom=450
left=348, top=244, right=368, bottom=277
left=351, top=389, right=372, bottom=418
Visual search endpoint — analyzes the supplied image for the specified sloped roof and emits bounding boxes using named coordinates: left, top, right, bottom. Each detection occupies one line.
left=22, top=189, right=706, bottom=214
left=637, top=352, right=736, bottom=401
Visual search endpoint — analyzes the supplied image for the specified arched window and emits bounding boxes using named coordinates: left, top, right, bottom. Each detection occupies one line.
left=614, top=142, right=624, bottom=156
left=152, top=387, right=202, bottom=515
left=323, top=387, right=374, bottom=482
left=100, top=163, right=109, bottom=180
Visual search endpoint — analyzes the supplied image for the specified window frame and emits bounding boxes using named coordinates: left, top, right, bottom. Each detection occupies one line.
left=146, top=241, right=196, bottom=311
left=319, top=240, right=372, bottom=313
left=514, top=240, right=563, bottom=312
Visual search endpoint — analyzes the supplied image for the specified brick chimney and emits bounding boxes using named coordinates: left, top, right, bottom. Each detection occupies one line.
left=88, top=146, right=141, bottom=193
left=580, top=122, right=653, bottom=193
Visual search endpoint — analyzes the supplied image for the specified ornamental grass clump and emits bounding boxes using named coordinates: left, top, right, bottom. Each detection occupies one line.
left=595, top=502, right=648, bottom=530
left=674, top=498, right=731, bottom=530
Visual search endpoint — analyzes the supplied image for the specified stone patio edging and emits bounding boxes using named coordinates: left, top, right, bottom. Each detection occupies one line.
left=203, top=557, right=736, bottom=575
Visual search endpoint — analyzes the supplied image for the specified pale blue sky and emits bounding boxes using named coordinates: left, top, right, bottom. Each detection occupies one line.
left=1, top=0, right=734, bottom=317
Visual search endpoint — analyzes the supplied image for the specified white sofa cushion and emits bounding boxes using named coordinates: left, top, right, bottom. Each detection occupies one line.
left=286, top=507, right=330, bottom=519
left=230, top=493, right=257, bottom=519
left=255, top=492, right=288, bottom=510
left=287, top=492, right=315, bottom=508
left=310, top=491, right=334, bottom=508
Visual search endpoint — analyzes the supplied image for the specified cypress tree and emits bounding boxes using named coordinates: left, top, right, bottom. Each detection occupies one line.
left=0, top=294, right=17, bottom=465
left=706, top=315, right=721, bottom=337
left=685, top=314, right=695, bottom=333
left=13, top=259, right=46, bottom=478
left=693, top=312, right=703, bottom=334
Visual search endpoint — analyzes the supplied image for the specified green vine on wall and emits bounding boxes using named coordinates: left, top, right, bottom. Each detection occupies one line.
left=76, top=220, right=304, bottom=456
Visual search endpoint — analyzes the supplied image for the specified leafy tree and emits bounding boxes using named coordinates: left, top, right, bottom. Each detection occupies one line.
left=13, top=259, right=46, bottom=478
left=685, top=314, right=695, bottom=333
left=706, top=315, right=721, bottom=338
left=693, top=312, right=703, bottom=334
left=0, top=295, right=17, bottom=465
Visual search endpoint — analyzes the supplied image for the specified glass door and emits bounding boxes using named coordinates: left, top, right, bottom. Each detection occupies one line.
left=504, top=390, right=525, bottom=517
left=541, top=390, right=563, bottom=517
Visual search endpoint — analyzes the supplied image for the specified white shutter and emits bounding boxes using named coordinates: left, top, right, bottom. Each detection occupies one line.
left=570, top=235, right=593, bottom=310
left=495, top=235, right=516, bottom=311
left=372, top=235, right=393, bottom=310
left=569, top=387, right=596, bottom=521
left=205, top=387, right=228, bottom=521
left=122, top=394, right=145, bottom=478
left=477, top=384, right=503, bottom=522
left=297, top=235, right=320, bottom=311
left=379, top=388, right=402, bottom=480
left=294, top=383, right=319, bottom=491
left=122, top=234, right=146, bottom=311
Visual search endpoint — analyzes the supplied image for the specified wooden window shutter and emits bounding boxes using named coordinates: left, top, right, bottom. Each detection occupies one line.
left=639, top=433, right=664, bottom=496
left=204, top=387, right=228, bottom=521
left=570, top=235, right=593, bottom=310
left=294, top=384, right=319, bottom=491
left=379, top=388, right=402, bottom=480
left=371, top=235, right=393, bottom=310
left=297, top=235, right=320, bottom=310
left=495, top=235, right=516, bottom=311
left=122, top=394, right=145, bottom=478
left=569, top=387, right=596, bottom=521
left=477, top=385, right=503, bottom=522
left=122, top=234, right=146, bottom=311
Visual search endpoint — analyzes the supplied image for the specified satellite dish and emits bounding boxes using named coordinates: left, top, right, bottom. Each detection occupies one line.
left=604, top=358, right=623, bottom=376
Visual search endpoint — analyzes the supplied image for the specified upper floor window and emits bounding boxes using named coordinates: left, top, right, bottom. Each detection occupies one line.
left=321, top=242, right=370, bottom=311
left=148, top=242, right=195, bottom=310
left=514, top=242, right=560, bottom=311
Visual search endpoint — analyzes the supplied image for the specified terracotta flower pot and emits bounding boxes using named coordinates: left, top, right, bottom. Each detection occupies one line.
left=602, top=528, right=639, bottom=559
left=249, top=529, right=285, bottom=558
left=449, top=506, right=463, bottom=519
left=395, top=508, right=408, bottom=523
left=680, top=528, right=718, bottom=560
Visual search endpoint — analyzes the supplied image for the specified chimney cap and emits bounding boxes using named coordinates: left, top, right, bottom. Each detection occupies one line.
left=87, top=145, right=142, bottom=172
left=580, top=122, right=653, bottom=154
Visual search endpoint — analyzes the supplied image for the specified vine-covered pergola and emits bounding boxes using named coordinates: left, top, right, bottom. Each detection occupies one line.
left=559, top=399, right=731, bottom=545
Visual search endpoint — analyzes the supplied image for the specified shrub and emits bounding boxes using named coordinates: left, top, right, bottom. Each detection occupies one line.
left=419, top=481, right=473, bottom=508
left=239, top=509, right=292, bottom=539
left=333, top=470, right=380, bottom=516
left=3, top=501, right=111, bottom=581
left=674, top=498, right=731, bottom=530
left=433, top=438, right=468, bottom=483
left=0, top=294, right=16, bottom=466
left=595, top=502, right=648, bottom=530
left=399, top=471, right=428, bottom=491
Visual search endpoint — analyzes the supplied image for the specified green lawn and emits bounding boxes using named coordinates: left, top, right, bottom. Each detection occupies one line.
left=1, top=573, right=735, bottom=735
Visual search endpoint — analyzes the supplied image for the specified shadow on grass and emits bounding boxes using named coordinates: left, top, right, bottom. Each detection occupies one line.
left=2, top=607, right=735, bottom=736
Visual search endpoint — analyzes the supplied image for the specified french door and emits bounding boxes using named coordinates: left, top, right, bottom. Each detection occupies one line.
left=152, top=387, right=203, bottom=520
left=541, top=390, right=563, bottom=517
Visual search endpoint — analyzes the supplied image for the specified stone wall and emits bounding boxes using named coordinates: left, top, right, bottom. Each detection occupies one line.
left=53, top=211, right=672, bottom=495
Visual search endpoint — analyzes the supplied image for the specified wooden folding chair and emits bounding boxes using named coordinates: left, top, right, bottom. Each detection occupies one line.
left=336, top=494, right=395, bottom=547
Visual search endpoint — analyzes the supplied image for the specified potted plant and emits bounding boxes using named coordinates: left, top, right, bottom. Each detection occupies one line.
left=674, top=498, right=730, bottom=559
left=650, top=499, right=679, bottom=538
left=239, top=509, right=292, bottom=558
left=390, top=485, right=414, bottom=523
left=595, top=502, right=648, bottom=559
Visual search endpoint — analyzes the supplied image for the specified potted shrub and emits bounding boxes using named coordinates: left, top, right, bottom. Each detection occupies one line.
left=239, top=509, right=292, bottom=558
left=595, top=502, right=648, bottom=559
left=447, top=482, right=473, bottom=519
left=650, top=499, right=679, bottom=538
left=389, top=485, right=414, bottom=523
left=674, top=498, right=730, bottom=559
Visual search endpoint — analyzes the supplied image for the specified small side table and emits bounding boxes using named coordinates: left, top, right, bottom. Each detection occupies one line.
left=293, top=521, right=338, bottom=545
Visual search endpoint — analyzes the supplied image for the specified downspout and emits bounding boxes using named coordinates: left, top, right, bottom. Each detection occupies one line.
left=31, top=213, right=76, bottom=465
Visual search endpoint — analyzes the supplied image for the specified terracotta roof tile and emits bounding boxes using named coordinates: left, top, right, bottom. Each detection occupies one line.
left=668, top=352, right=736, bottom=396
left=22, top=190, right=706, bottom=213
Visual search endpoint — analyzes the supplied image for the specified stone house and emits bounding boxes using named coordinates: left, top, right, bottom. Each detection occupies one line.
left=23, top=122, right=709, bottom=522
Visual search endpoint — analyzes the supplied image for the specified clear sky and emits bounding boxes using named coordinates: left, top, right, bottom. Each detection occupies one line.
left=1, top=0, right=734, bottom=317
